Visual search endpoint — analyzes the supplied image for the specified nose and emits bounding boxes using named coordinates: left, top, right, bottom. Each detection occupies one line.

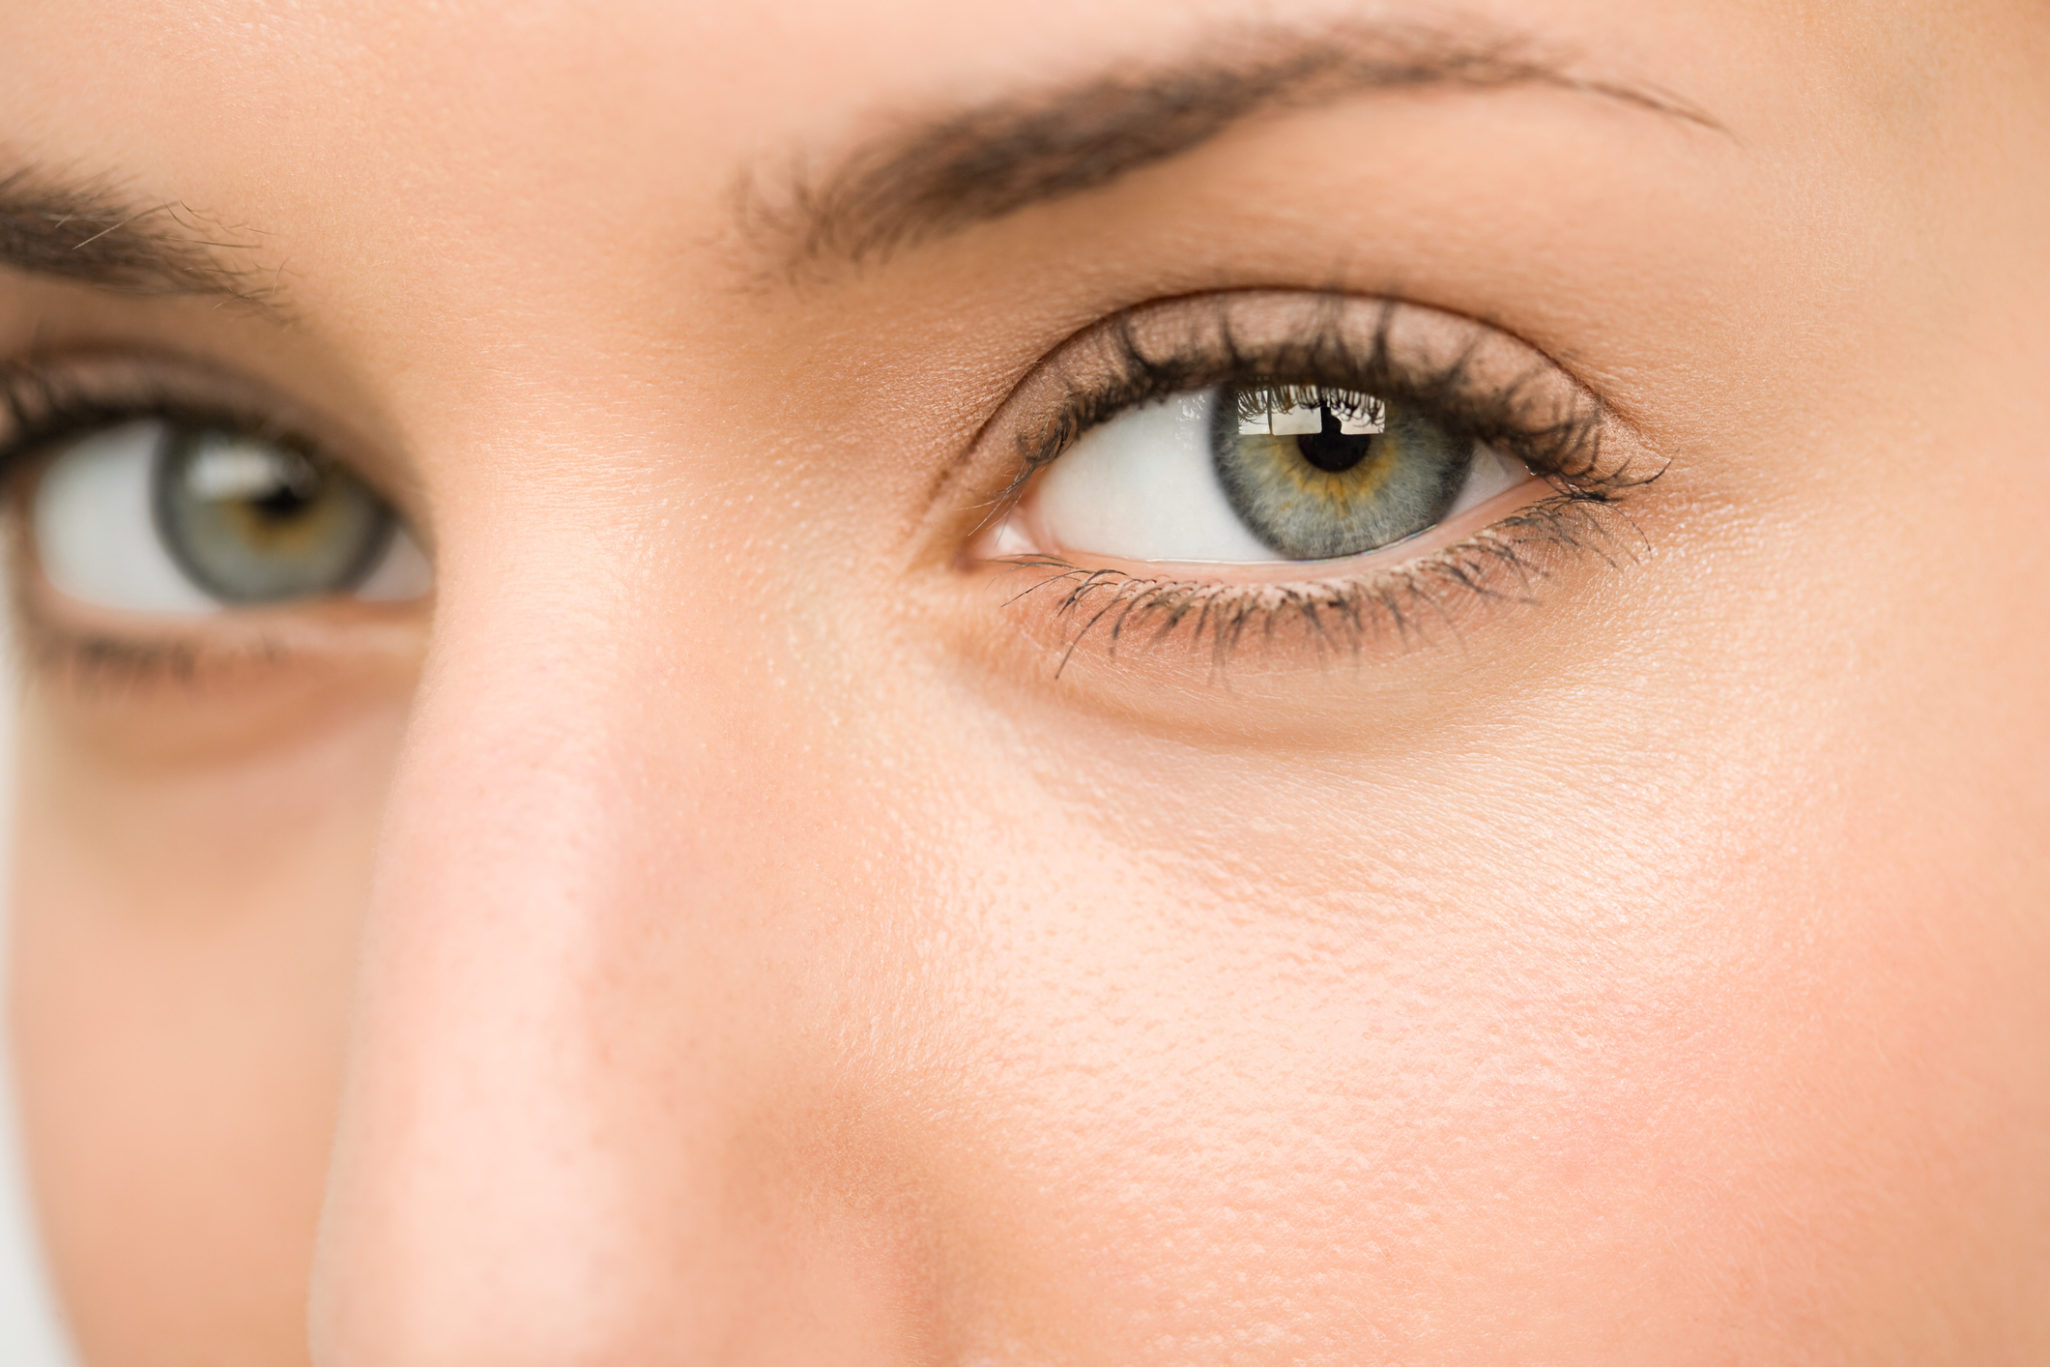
left=306, top=528, right=937, bottom=1364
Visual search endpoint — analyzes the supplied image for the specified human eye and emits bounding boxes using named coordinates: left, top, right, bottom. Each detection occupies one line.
left=971, top=293, right=1648, bottom=670
left=1013, top=380, right=1531, bottom=565
left=1, top=357, right=430, bottom=684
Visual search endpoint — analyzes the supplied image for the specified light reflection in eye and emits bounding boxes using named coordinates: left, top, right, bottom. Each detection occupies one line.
left=1237, top=386, right=1385, bottom=437
left=156, top=429, right=395, bottom=604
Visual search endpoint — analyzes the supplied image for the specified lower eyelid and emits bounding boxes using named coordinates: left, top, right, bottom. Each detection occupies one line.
left=978, top=483, right=1627, bottom=681
left=7, top=588, right=432, bottom=698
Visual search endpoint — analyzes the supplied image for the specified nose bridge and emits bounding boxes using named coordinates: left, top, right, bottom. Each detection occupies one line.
left=310, top=551, right=736, bottom=1364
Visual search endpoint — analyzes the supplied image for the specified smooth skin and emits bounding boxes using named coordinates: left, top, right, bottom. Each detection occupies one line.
left=3, top=1, right=2049, bottom=1363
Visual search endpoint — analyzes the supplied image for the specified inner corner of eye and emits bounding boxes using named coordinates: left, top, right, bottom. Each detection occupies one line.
left=977, top=505, right=1040, bottom=560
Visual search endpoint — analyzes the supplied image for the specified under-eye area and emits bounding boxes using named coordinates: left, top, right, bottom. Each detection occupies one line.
left=962, top=291, right=1657, bottom=673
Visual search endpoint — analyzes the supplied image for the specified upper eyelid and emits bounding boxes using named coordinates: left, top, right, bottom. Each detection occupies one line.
left=0, top=349, right=425, bottom=523
left=1040, top=295, right=1596, bottom=442
left=983, top=291, right=1634, bottom=506
left=2, top=353, right=315, bottom=451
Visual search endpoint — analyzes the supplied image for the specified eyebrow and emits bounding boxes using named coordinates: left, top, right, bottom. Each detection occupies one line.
left=755, top=20, right=1724, bottom=272
left=0, top=168, right=282, bottom=314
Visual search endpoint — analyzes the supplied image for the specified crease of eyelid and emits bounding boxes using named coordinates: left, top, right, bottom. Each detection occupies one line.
left=734, top=17, right=1730, bottom=279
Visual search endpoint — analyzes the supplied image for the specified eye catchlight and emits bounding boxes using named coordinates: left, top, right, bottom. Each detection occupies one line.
left=1236, top=386, right=1387, bottom=437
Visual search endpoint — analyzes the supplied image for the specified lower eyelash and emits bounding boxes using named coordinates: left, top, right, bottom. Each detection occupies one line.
left=3, top=563, right=302, bottom=695
left=5, top=540, right=422, bottom=700
left=1000, top=491, right=1636, bottom=677
left=11, top=620, right=236, bottom=693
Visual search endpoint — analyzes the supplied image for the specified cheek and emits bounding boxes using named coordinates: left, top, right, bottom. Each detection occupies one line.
left=875, top=703, right=2050, bottom=1360
left=9, top=596, right=2044, bottom=1365
left=7, top=689, right=407, bottom=1367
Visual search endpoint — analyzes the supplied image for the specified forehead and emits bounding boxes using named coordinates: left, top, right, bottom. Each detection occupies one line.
left=0, top=0, right=1977, bottom=418
left=0, top=0, right=1901, bottom=224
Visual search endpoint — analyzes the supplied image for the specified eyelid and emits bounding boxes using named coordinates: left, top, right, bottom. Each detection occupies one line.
left=4, top=583, right=428, bottom=757
left=7, top=572, right=431, bottom=696
left=975, top=290, right=1637, bottom=528
left=985, top=485, right=1636, bottom=681
left=0, top=348, right=423, bottom=531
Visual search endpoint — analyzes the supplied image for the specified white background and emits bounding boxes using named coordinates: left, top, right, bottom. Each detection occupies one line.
left=0, top=669, right=83, bottom=1362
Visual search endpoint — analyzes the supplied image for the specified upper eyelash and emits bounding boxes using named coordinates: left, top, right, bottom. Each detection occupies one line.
left=1002, top=293, right=1649, bottom=516
left=0, top=360, right=300, bottom=479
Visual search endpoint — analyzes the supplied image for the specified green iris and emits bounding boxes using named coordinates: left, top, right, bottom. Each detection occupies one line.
left=1211, top=383, right=1474, bottom=560
left=152, top=426, right=394, bottom=604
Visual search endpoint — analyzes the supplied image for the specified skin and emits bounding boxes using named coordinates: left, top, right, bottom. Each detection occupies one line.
left=2, top=0, right=2048, bottom=1362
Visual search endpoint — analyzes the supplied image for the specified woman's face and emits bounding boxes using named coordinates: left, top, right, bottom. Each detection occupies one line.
left=3, top=0, right=2047, bottom=1362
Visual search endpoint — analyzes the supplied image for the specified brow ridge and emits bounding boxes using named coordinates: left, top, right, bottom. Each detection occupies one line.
left=0, top=168, right=281, bottom=314
left=752, top=20, right=1723, bottom=274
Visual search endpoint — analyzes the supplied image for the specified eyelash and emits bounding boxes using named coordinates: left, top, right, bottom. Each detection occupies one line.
left=0, top=361, right=290, bottom=462
left=0, top=360, right=370, bottom=691
left=1001, top=501, right=1630, bottom=677
left=987, top=296, right=1657, bottom=672
left=0, top=300, right=1656, bottom=690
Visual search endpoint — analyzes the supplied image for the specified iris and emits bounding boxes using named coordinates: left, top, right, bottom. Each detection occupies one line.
left=1211, top=384, right=1472, bottom=560
left=153, top=427, right=395, bottom=604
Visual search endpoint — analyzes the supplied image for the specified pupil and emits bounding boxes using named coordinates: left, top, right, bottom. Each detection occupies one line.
left=252, top=484, right=315, bottom=519
left=249, top=460, right=322, bottom=521
left=1294, top=404, right=1372, bottom=473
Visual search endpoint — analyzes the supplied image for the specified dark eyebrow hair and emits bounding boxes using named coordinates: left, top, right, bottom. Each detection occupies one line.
left=0, top=167, right=283, bottom=315
left=751, top=21, right=1724, bottom=273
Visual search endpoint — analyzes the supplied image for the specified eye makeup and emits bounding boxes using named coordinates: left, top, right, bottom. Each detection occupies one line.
left=961, top=291, right=1658, bottom=673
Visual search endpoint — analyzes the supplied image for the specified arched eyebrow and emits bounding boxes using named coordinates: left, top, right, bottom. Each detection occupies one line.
left=0, top=168, right=284, bottom=317
left=750, top=20, right=1725, bottom=274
